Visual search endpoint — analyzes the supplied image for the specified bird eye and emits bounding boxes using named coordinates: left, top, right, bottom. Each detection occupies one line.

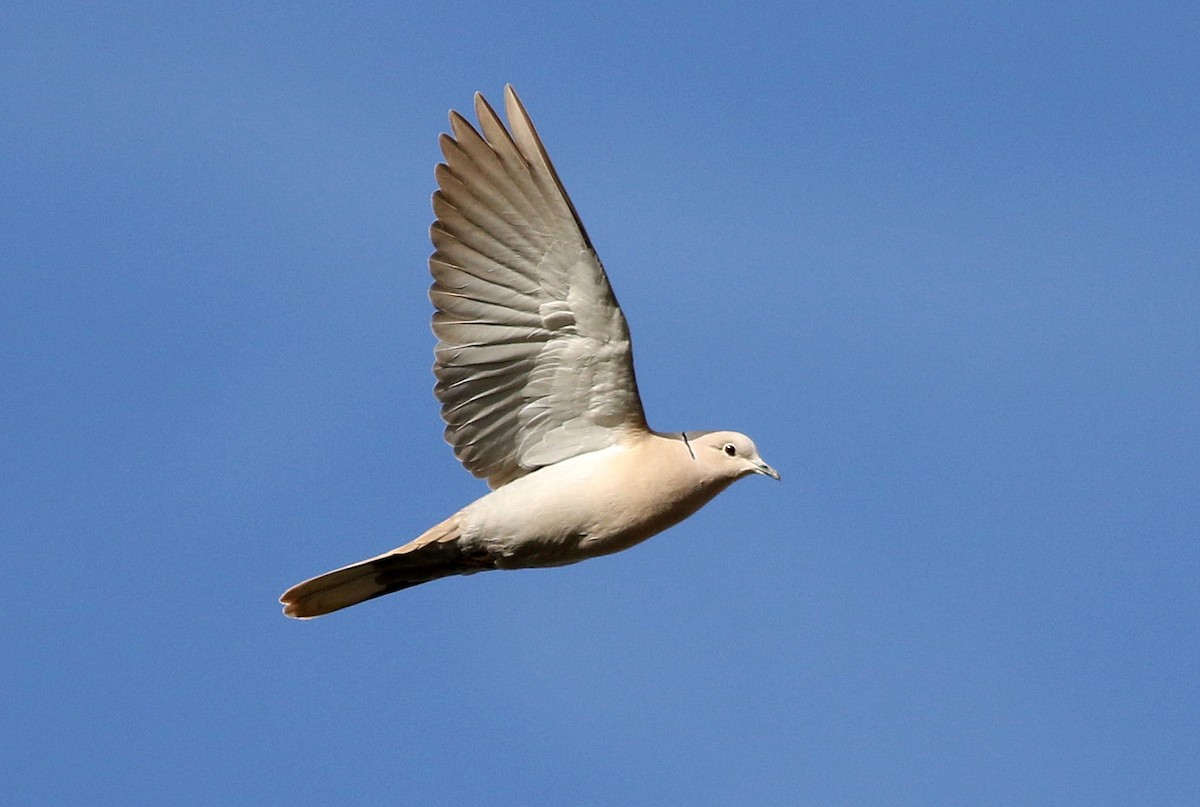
left=723, top=443, right=737, bottom=457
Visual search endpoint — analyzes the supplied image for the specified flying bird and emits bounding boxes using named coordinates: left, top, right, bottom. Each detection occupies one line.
left=280, top=86, right=778, bottom=618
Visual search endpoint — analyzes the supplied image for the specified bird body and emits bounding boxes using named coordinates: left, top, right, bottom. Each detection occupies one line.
left=280, top=87, right=777, bottom=619
left=461, top=430, right=759, bottom=568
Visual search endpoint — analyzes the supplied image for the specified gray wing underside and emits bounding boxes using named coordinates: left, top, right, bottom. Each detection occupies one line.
left=429, top=86, right=648, bottom=489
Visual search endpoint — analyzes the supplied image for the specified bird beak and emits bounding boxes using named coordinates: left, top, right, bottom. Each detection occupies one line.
left=754, top=461, right=781, bottom=481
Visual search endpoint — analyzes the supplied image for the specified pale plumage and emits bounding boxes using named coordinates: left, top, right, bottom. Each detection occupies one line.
left=281, top=87, right=777, bottom=619
left=431, top=89, right=645, bottom=488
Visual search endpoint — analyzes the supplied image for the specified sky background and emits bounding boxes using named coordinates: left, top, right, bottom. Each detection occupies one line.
left=3, top=2, right=1198, bottom=804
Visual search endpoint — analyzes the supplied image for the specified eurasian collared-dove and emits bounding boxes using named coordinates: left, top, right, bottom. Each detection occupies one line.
left=280, top=86, right=778, bottom=619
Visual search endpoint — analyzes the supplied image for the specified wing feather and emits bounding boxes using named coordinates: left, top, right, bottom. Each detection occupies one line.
left=429, top=86, right=647, bottom=487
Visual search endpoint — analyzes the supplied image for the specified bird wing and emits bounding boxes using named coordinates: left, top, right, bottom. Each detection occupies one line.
left=429, top=86, right=648, bottom=488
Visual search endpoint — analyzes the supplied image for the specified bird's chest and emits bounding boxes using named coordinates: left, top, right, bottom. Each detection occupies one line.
left=460, top=450, right=727, bottom=568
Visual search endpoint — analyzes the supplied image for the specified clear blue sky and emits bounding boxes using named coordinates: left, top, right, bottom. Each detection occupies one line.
left=4, top=2, right=1198, bottom=804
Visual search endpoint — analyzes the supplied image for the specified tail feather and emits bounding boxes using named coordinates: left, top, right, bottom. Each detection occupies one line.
left=280, top=515, right=478, bottom=619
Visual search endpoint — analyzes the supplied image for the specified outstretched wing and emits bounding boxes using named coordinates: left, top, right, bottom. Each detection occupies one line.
left=429, top=86, right=648, bottom=488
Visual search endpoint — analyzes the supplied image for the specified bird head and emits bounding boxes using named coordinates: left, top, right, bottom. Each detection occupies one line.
left=682, top=430, right=780, bottom=482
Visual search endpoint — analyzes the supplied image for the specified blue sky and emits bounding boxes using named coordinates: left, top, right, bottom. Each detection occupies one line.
left=3, top=2, right=1198, bottom=804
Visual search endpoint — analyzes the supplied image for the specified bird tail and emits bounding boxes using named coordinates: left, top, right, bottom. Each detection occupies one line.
left=280, top=515, right=479, bottom=619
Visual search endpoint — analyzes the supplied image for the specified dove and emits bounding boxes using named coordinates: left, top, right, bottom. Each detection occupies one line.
left=280, top=86, right=778, bottom=619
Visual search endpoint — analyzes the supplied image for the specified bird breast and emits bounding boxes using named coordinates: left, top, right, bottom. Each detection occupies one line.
left=459, top=437, right=732, bottom=568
